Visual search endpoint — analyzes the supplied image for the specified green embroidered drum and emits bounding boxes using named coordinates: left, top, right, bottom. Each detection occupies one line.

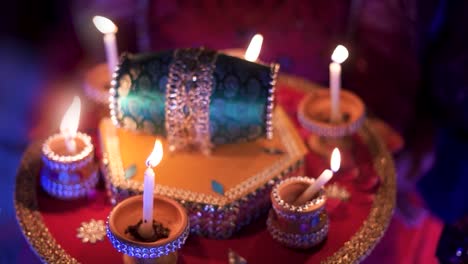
left=109, top=48, right=280, bottom=151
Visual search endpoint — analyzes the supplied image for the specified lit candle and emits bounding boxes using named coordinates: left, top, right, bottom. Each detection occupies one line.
left=330, top=147, right=341, bottom=173
left=138, top=139, right=164, bottom=239
left=329, top=45, right=349, bottom=123
left=92, top=16, right=119, bottom=77
left=244, top=34, right=263, bottom=62
left=294, top=148, right=341, bottom=204
left=59, top=96, right=81, bottom=153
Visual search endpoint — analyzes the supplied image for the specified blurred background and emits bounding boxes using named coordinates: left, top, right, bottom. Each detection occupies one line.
left=1, top=0, right=467, bottom=263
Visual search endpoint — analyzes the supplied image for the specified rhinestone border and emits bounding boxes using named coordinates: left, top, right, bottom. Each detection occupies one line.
left=266, top=63, right=280, bottom=139
left=109, top=59, right=123, bottom=127
left=40, top=169, right=99, bottom=200
left=165, top=48, right=218, bottom=153
left=106, top=217, right=190, bottom=259
left=271, top=176, right=326, bottom=214
left=42, top=132, right=94, bottom=171
left=266, top=211, right=329, bottom=249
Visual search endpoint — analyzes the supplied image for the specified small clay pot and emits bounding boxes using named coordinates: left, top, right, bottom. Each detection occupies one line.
left=107, top=195, right=190, bottom=264
left=298, top=89, right=365, bottom=138
left=40, top=132, right=98, bottom=200
left=297, top=89, right=365, bottom=169
left=267, top=176, right=328, bottom=249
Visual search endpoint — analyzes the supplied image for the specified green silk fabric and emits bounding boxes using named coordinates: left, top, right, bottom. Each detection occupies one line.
left=114, top=50, right=275, bottom=145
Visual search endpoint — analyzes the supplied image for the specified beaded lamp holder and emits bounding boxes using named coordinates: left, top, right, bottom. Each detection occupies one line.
left=40, top=132, right=99, bottom=200
left=107, top=195, right=189, bottom=264
left=267, top=176, right=329, bottom=249
left=297, top=89, right=365, bottom=169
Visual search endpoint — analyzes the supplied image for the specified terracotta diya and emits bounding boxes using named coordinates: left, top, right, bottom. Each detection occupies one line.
left=297, top=89, right=365, bottom=169
left=267, top=176, right=328, bottom=249
left=107, top=195, right=189, bottom=264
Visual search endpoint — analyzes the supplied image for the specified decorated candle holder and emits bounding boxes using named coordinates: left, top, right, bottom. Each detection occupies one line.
left=107, top=195, right=189, bottom=264
left=40, top=132, right=98, bottom=200
left=297, top=89, right=365, bottom=168
left=83, top=63, right=111, bottom=105
left=267, top=176, right=328, bottom=249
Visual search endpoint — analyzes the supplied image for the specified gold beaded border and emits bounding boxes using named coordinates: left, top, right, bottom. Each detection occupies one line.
left=15, top=141, right=80, bottom=263
left=322, top=121, right=396, bottom=264
left=14, top=75, right=395, bottom=263
left=266, top=63, right=280, bottom=140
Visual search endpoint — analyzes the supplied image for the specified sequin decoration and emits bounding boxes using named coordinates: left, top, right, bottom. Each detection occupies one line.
left=124, top=164, right=137, bottom=179
left=77, top=219, right=106, bottom=243
left=211, top=180, right=225, bottom=195
left=325, top=183, right=351, bottom=201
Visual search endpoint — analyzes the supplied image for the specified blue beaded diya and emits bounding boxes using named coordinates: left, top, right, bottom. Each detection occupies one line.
left=40, top=132, right=98, bottom=200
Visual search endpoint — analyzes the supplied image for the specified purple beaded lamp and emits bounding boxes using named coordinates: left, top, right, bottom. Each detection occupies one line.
left=40, top=97, right=98, bottom=200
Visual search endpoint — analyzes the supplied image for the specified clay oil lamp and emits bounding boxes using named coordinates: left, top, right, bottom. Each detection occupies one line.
left=267, top=148, right=341, bottom=248
left=107, top=140, right=189, bottom=264
left=297, top=45, right=365, bottom=169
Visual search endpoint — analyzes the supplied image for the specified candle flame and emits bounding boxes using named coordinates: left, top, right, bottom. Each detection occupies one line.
left=146, top=140, right=163, bottom=168
left=60, top=96, right=81, bottom=138
left=244, top=34, right=263, bottom=62
left=330, top=148, right=341, bottom=172
left=331, top=45, right=349, bottom=64
left=93, top=16, right=118, bottom=34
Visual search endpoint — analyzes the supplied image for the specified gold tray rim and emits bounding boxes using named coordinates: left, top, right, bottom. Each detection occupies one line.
left=14, top=74, right=396, bottom=264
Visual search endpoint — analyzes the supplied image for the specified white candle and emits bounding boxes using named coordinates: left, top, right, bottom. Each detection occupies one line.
left=139, top=140, right=163, bottom=239
left=140, top=166, right=155, bottom=237
left=329, top=45, right=349, bottom=123
left=59, top=96, right=81, bottom=153
left=294, top=169, right=333, bottom=205
left=294, top=148, right=341, bottom=204
left=93, top=16, right=119, bottom=77
left=244, top=34, right=263, bottom=62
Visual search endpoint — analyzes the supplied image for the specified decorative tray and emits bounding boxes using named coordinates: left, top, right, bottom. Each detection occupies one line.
left=15, top=75, right=396, bottom=263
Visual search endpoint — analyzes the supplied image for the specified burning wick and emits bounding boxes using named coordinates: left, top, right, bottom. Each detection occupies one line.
left=59, top=96, right=81, bottom=154
left=138, top=139, right=163, bottom=239
left=294, top=148, right=341, bottom=205
left=244, top=34, right=263, bottom=62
